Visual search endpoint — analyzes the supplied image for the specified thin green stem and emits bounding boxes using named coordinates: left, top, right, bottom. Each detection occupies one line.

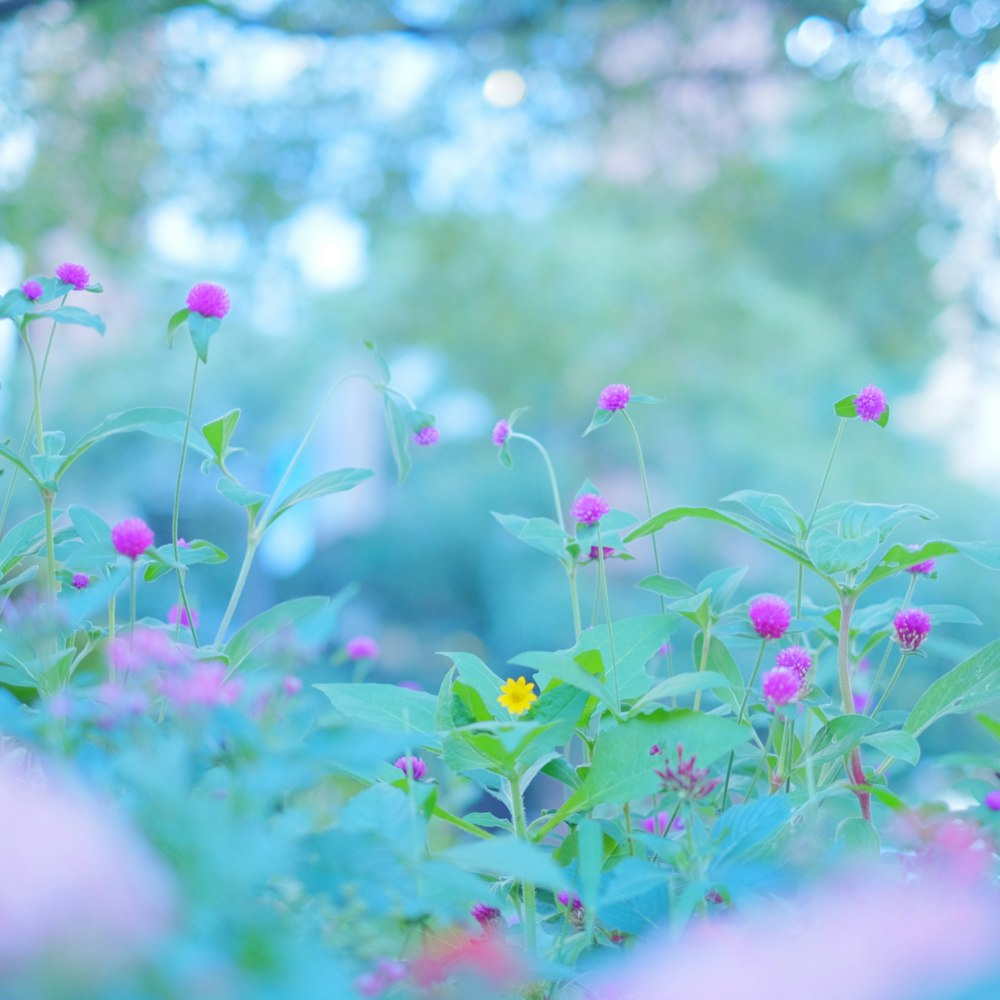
left=719, top=638, right=767, bottom=808
left=870, top=652, right=908, bottom=718
left=509, top=432, right=564, bottom=531
left=622, top=410, right=665, bottom=611
left=42, top=491, right=56, bottom=597
left=129, top=560, right=137, bottom=635
left=509, top=771, right=536, bottom=955
left=867, top=576, right=916, bottom=703
left=172, top=357, right=201, bottom=646
left=567, top=564, right=582, bottom=641
left=692, top=620, right=713, bottom=713
left=837, top=593, right=871, bottom=821
left=623, top=801, right=635, bottom=857
left=596, top=527, right=621, bottom=710
left=215, top=526, right=259, bottom=650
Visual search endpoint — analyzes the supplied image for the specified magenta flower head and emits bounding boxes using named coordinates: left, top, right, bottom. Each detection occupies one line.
left=587, top=546, right=615, bottom=561
left=655, top=743, right=720, bottom=800
left=598, top=383, right=631, bottom=411
left=775, top=646, right=811, bottom=683
left=471, top=903, right=502, bottom=929
left=393, top=755, right=427, bottom=780
left=571, top=493, right=609, bottom=526
left=70, top=573, right=89, bottom=590
left=413, top=425, right=439, bottom=447
left=984, top=790, right=1000, bottom=811
left=762, top=666, right=801, bottom=710
left=492, top=420, right=510, bottom=446
left=894, top=607, right=931, bottom=651
left=640, top=811, right=684, bottom=835
left=167, top=603, right=199, bottom=629
left=185, top=281, right=230, bottom=319
left=111, top=518, right=154, bottom=560
left=55, top=262, right=90, bottom=290
left=346, top=635, right=379, bottom=660
left=748, top=595, right=791, bottom=640
left=905, top=544, right=936, bottom=575
left=283, top=675, right=303, bottom=696
left=855, top=384, right=888, bottom=423
left=853, top=692, right=870, bottom=714
left=21, top=280, right=42, bottom=301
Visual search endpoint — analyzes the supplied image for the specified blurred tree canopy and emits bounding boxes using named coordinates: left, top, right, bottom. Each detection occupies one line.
left=2, top=0, right=1000, bottom=678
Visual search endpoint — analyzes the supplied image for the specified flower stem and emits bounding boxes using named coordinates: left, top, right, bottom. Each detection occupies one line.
left=622, top=410, right=665, bottom=612
left=870, top=652, right=908, bottom=718
left=129, top=560, right=137, bottom=636
left=567, top=564, right=582, bottom=641
left=596, top=527, right=621, bottom=710
left=509, top=771, right=536, bottom=955
left=867, top=576, right=916, bottom=701
left=837, top=593, right=871, bottom=821
left=42, top=490, right=56, bottom=598
left=692, top=620, right=712, bottom=713
left=215, top=523, right=259, bottom=649
left=719, top=638, right=767, bottom=809
left=509, top=432, right=564, bottom=531
left=172, top=356, right=201, bottom=646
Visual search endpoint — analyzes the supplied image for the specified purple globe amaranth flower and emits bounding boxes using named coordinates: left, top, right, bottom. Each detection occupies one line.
left=70, top=573, right=89, bottom=590
left=111, top=518, right=154, bottom=560
left=775, top=646, right=812, bottom=684
left=471, top=903, right=502, bottom=929
left=587, top=545, right=615, bottom=561
left=984, top=790, right=1000, bottom=811
left=748, top=595, right=791, bottom=640
left=55, top=262, right=90, bottom=289
left=905, top=544, right=936, bottom=575
left=894, top=607, right=932, bottom=651
left=167, top=603, right=199, bottom=629
left=492, top=420, right=510, bottom=446
left=413, top=425, right=439, bottom=447
left=570, top=493, right=609, bottom=526
left=185, top=281, right=230, bottom=318
left=655, top=743, right=720, bottom=799
left=640, top=811, right=685, bottom=836
left=283, top=675, right=303, bottom=696
left=393, top=755, right=427, bottom=780
left=853, top=692, right=870, bottom=714
left=598, top=383, right=631, bottom=411
left=21, top=279, right=42, bottom=301
left=346, top=635, right=379, bottom=660
left=762, top=666, right=801, bottom=710
left=557, top=891, right=583, bottom=911
left=855, top=384, right=888, bottom=422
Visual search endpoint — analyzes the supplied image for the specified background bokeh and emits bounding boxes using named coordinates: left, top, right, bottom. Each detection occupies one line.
left=2, top=0, right=1000, bottom=726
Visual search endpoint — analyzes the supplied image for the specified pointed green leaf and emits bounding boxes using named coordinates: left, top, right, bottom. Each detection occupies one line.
left=383, top=394, right=411, bottom=483
left=583, top=408, right=614, bottom=436
left=224, top=595, right=330, bottom=672
left=627, top=671, right=732, bottom=716
left=26, top=305, right=105, bottom=334
left=364, top=340, right=391, bottom=383
left=217, top=478, right=268, bottom=516
left=187, top=311, right=221, bottom=363
left=201, top=409, right=241, bottom=464
left=492, top=512, right=570, bottom=560
left=722, top=490, right=806, bottom=537
left=268, top=468, right=374, bottom=525
left=166, top=307, right=190, bottom=347
left=805, top=528, right=880, bottom=574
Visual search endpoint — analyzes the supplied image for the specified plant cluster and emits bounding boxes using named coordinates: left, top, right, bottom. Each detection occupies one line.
left=1, top=269, right=1000, bottom=999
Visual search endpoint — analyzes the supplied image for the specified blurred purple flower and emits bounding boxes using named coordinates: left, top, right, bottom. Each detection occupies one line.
left=492, top=420, right=510, bottom=446
left=393, top=755, right=427, bottom=780
left=55, top=262, right=90, bottom=289
left=985, top=790, right=1000, bottom=811
left=71, top=573, right=89, bottom=590
left=185, top=281, right=230, bottom=318
left=21, top=279, right=42, bottom=301
left=904, top=544, right=936, bottom=575
left=598, top=383, right=631, bottom=411
left=167, top=603, right=199, bottom=630
left=346, top=635, right=379, bottom=660
left=413, top=426, right=439, bottom=446
left=570, top=493, right=609, bottom=526
left=640, top=811, right=684, bottom=836
left=855, top=384, right=888, bottom=422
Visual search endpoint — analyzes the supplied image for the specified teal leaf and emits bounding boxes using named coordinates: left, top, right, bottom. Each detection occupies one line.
left=638, top=575, right=696, bottom=599
left=722, top=490, right=806, bottom=537
left=267, top=468, right=374, bottom=526
left=26, top=305, right=105, bottom=334
left=862, top=730, right=920, bottom=765
left=166, top=307, right=190, bottom=347
left=224, top=595, right=330, bottom=672
left=383, top=394, right=412, bottom=483
left=627, top=671, right=733, bottom=716
left=805, top=528, right=880, bottom=574
left=492, top=512, right=571, bottom=560
left=186, top=311, right=221, bottom=363
left=364, top=340, right=391, bottom=383
left=217, top=478, right=268, bottom=516
left=812, top=502, right=936, bottom=541
left=201, top=409, right=241, bottom=466
left=905, top=637, right=1000, bottom=737
left=0, top=513, right=47, bottom=573
left=316, top=682, right=440, bottom=746
left=583, top=408, right=614, bottom=436
left=438, top=836, right=569, bottom=893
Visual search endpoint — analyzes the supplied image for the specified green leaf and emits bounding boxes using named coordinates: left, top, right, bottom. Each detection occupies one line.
left=201, top=409, right=241, bottom=465
left=67, top=505, right=110, bottom=545
left=267, top=468, right=374, bottom=525
left=510, top=650, right=615, bottom=711
left=813, top=502, right=935, bottom=541
left=382, top=394, right=412, bottom=483
left=697, top=565, right=748, bottom=614
left=834, top=394, right=858, bottom=418
left=166, top=307, right=190, bottom=347
left=492, top=512, right=570, bottom=560
left=186, top=311, right=221, bottom=362
left=904, top=637, right=1000, bottom=737
left=860, top=539, right=1000, bottom=593
left=711, top=794, right=792, bottom=870
left=722, top=490, right=806, bottom=537
left=224, top=595, right=330, bottom=672
left=26, top=305, right=105, bottom=334
left=60, top=406, right=212, bottom=479
left=364, top=340, right=391, bottom=383
left=0, top=289, right=29, bottom=321
left=804, top=714, right=880, bottom=765
left=975, top=713, right=1000, bottom=744
left=627, top=671, right=733, bottom=716
left=0, top=440, right=42, bottom=488
left=438, top=651, right=503, bottom=714
left=638, top=575, right=696, bottom=599
left=583, top=407, right=614, bottom=436
left=836, top=817, right=881, bottom=858
left=142, top=538, right=228, bottom=582
left=217, top=478, right=268, bottom=516
left=805, top=528, right=880, bottom=574
left=316, top=682, right=440, bottom=746
left=0, top=512, right=47, bottom=573
left=438, top=836, right=570, bottom=892
left=862, top=730, right=920, bottom=765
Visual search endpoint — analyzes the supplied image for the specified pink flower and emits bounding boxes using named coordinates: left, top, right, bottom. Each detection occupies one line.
left=21, top=279, right=42, bottom=301
left=904, top=544, right=936, bottom=575
left=640, top=811, right=684, bottom=835
left=413, top=425, right=440, bottom=446
left=598, top=383, right=631, bottom=411
left=570, top=493, right=609, bottom=526
left=55, top=262, right=90, bottom=289
left=0, top=767, right=174, bottom=973
left=557, top=891, right=583, bottom=911
left=586, top=545, right=616, bottom=561
left=185, top=281, right=230, bottom=318
left=471, top=903, right=502, bottom=929
left=107, top=628, right=187, bottom=675
left=393, top=755, right=427, bottom=780
left=853, top=692, right=870, bottom=714
left=775, top=646, right=811, bottom=683
left=492, top=420, right=510, bottom=446
left=283, top=676, right=303, bottom=696
left=71, top=573, right=89, bottom=590
left=158, top=662, right=242, bottom=710
left=111, top=518, right=154, bottom=560
left=748, top=595, right=791, bottom=640
left=855, top=384, right=888, bottom=422
left=762, top=666, right=801, bottom=710
left=893, top=607, right=931, bottom=651
left=346, top=635, right=379, bottom=660
left=167, top=603, right=199, bottom=629
left=655, top=743, right=720, bottom=800
left=984, top=791, right=1000, bottom=811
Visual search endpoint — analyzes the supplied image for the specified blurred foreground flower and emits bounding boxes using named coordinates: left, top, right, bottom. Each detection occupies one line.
left=581, top=871, right=1000, bottom=1000
left=0, top=765, right=174, bottom=977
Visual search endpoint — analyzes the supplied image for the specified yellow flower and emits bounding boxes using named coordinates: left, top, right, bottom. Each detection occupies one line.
left=497, top=676, right=538, bottom=715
